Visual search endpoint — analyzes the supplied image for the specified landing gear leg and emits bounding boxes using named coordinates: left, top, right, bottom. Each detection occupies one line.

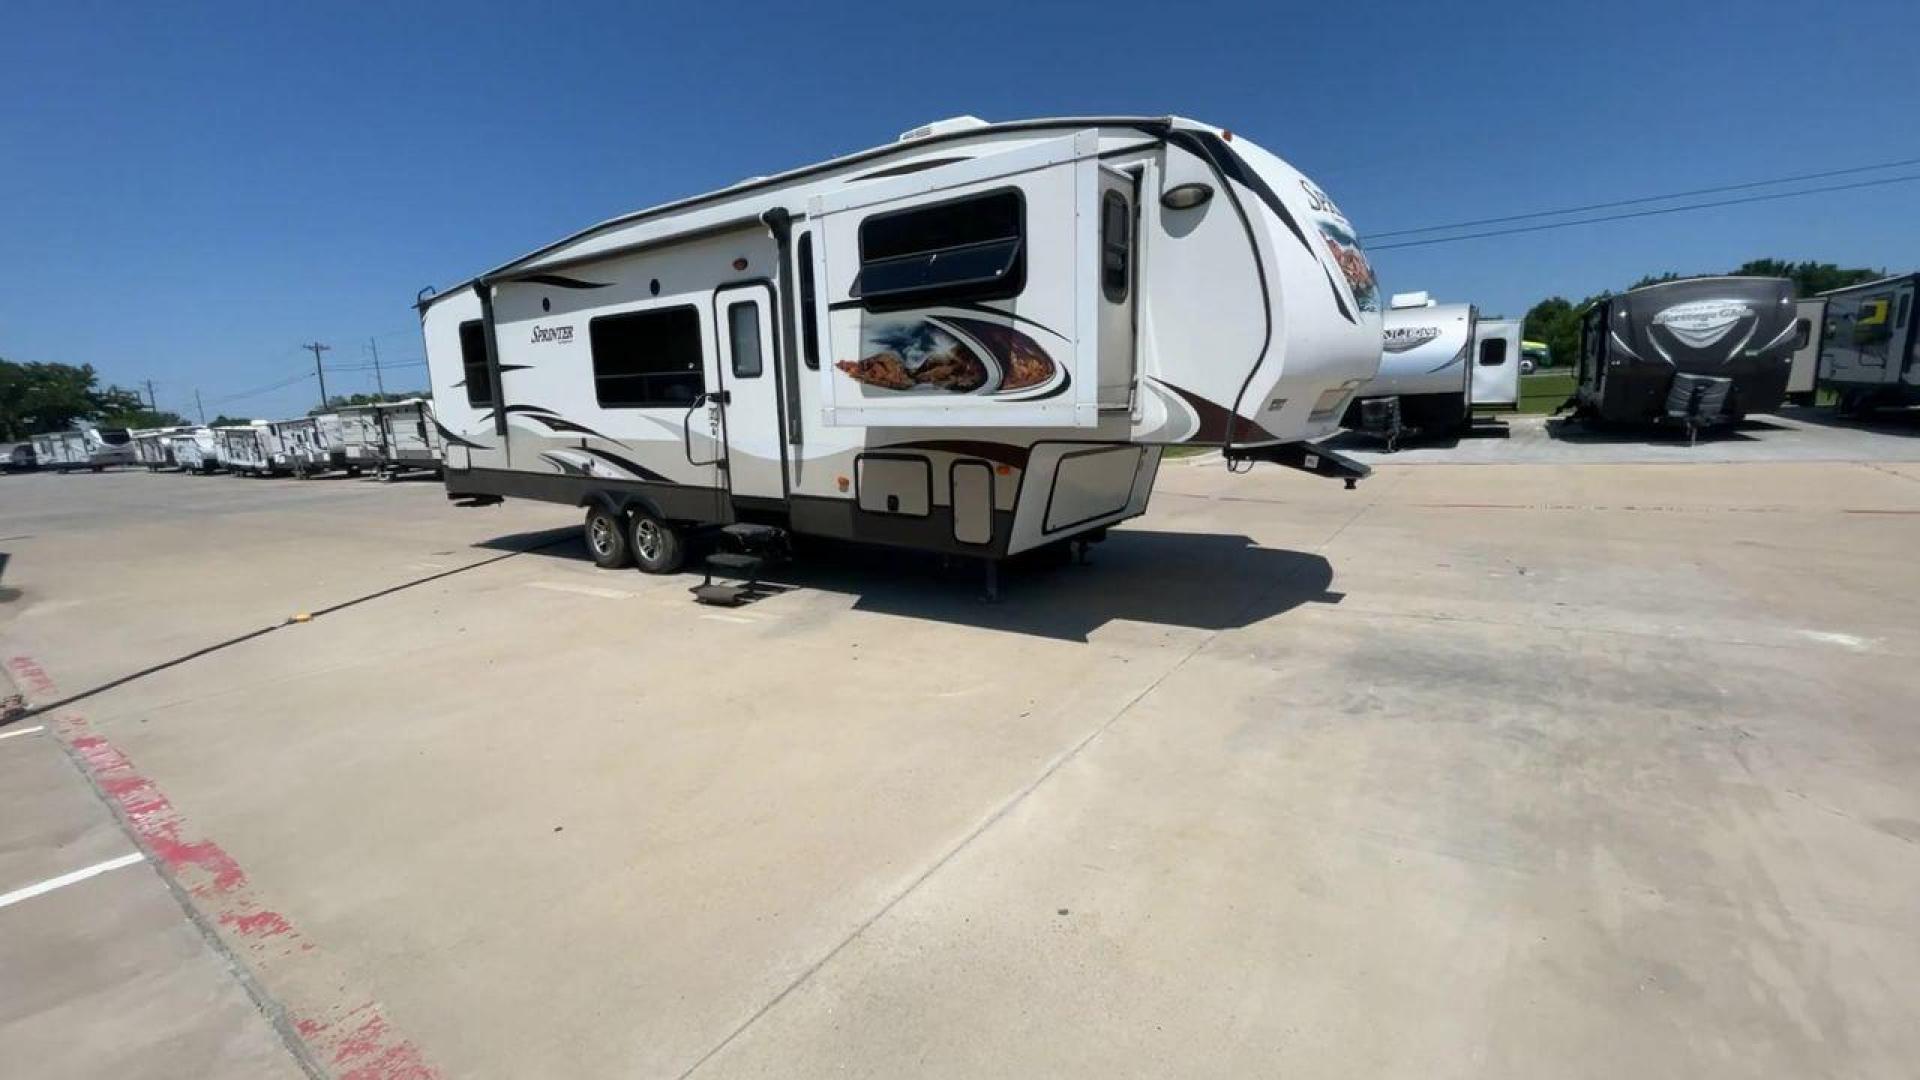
left=981, top=558, right=1000, bottom=603
left=1072, top=540, right=1092, bottom=566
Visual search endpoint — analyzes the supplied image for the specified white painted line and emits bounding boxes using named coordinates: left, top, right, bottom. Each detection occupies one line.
left=700, top=612, right=759, bottom=625
left=525, top=580, right=634, bottom=600
left=0, top=725, right=46, bottom=743
left=0, top=852, right=146, bottom=910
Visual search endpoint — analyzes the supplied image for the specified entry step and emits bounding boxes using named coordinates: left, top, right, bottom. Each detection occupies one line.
left=705, top=552, right=765, bottom=578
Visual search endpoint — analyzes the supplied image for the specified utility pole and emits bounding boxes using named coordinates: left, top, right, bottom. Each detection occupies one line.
left=367, top=337, right=386, bottom=397
left=302, top=342, right=331, bottom=411
left=194, top=389, right=206, bottom=424
left=143, top=379, right=157, bottom=409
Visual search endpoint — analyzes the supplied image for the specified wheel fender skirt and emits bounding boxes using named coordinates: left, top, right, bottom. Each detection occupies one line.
left=1225, top=441, right=1371, bottom=489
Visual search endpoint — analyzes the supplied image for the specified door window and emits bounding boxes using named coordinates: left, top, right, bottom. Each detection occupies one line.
left=727, top=301, right=763, bottom=378
left=1479, top=337, right=1508, bottom=366
left=1100, top=191, right=1131, bottom=303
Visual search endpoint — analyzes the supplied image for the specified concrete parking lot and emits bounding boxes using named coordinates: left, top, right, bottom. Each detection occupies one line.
left=3, top=426, right=1919, bottom=1078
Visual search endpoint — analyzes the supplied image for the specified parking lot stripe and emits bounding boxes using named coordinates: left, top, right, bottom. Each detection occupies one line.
left=0, top=724, right=47, bottom=742
left=0, top=851, right=144, bottom=909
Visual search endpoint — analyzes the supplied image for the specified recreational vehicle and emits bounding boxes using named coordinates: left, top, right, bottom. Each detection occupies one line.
left=267, top=416, right=336, bottom=476
left=1816, top=273, right=1918, bottom=415
left=28, top=425, right=135, bottom=472
left=419, top=115, right=1382, bottom=588
left=1343, top=292, right=1480, bottom=448
left=213, top=423, right=276, bottom=476
left=374, top=398, right=444, bottom=477
left=1786, top=298, right=1826, bottom=405
left=1570, top=276, right=1796, bottom=436
left=169, top=428, right=220, bottom=473
left=130, top=426, right=196, bottom=470
left=334, top=405, right=383, bottom=474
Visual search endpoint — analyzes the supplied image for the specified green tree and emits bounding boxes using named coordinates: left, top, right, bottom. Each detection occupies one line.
left=1522, top=295, right=1599, bottom=369
left=310, top=390, right=430, bottom=415
left=0, top=358, right=109, bottom=440
left=103, top=407, right=191, bottom=429
left=206, top=414, right=255, bottom=427
left=1731, top=258, right=1882, bottom=297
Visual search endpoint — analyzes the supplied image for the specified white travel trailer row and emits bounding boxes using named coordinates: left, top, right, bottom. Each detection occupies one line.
left=334, top=399, right=445, bottom=479
left=1342, top=291, right=1519, bottom=448
left=419, top=114, right=1382, bottom=590
left=29, top=424, right=136, bottom=472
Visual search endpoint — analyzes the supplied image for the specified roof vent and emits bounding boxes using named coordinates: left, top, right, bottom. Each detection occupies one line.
left=1389, top=291, right=1435, bottom=309
left=897, top=115, right=989, bottom=142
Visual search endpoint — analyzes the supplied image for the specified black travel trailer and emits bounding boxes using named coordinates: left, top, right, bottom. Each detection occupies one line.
left=1570, top=277, right=1797, bottom=436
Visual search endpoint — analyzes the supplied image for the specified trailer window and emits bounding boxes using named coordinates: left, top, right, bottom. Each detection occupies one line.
left=589, top=305, right=705, bottom=408
left=1898, top=293, right=1912, bottom=328
left=1478, top=337, right=1508, bottom=366
left=854, top=189, right=1024, bottom=307
left=1101, top=191, right=1131, bottom=303
left=459, top=320, right=491, bottom=407
left=798, top=232, right=820, bottom=370
left=1792, top=319, right=1811, bottom=351
left=726, top=301, right=763, bottom=379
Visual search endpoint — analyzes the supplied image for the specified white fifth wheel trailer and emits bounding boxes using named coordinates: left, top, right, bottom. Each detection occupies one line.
left=419, top=115, right=1383, bottom=592
left=169, top=427, right=220, bottom=473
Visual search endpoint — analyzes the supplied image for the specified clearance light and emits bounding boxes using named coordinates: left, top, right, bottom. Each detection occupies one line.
left=1161, top=183, right=1214, bottom=211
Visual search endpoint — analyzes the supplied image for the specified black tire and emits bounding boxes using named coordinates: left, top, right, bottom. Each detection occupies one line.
left=584, top=505, right=632, bottom=570
left=628, top=508, right=685, bottom=574
left=347, top=466, right=362, bottom=478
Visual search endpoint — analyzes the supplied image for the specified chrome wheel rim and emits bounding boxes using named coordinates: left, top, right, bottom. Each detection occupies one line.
left=588, top=517, right=616, bottom=556
left=634, top=519, right=662, bottom=561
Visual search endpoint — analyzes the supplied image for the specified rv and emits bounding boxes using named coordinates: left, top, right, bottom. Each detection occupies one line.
left=418, top=115, right=1382, bottom=585
left=169, top=428, right=220, bottom=473
left=213, top=423, right=277, bottom=476
left=1570, top=276, right=1796, bottom=436
left=374, top=398, right=444, bottom=477
left=1816, top=273, right=1918, bottom=415
left=1345, top=293, right=1475, bottom=447
left=267, top=416, right=337, bottom=476
left=1785, top=298, right=1826, bottom=405
left=1343, top=293, right=1515, bottom=448
left=334, top=405, right=384, bottom=475
left=28, top=425, right=135, bottom=472
left=130, top=426, right=196, bottom=470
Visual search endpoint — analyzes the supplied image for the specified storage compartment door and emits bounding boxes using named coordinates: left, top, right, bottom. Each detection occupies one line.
left=809, top=130, right=1104, bottom=429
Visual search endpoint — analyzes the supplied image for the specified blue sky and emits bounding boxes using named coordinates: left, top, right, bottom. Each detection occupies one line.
left=4, top=0, right=1916, bottom=421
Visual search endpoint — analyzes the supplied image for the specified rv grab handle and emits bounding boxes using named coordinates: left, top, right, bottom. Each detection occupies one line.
left=682, top=392, right=723, bottom=468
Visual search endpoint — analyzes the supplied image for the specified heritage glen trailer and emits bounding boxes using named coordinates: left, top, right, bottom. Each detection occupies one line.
left=1786, top=298, right=1827, bottom=405
left=1817, top=273, right=1918, bottom=415
left=29, top=425, right=135, bottom=472
left=169, top=427, right=220, bottom=473
left=1571, top=277, right=1796, bottom=434
left=420, top=115, right=1382, bottom=576
left=1343, top=292, right=1477, bottom=448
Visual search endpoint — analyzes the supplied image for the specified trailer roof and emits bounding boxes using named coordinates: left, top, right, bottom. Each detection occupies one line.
left=1624, top=275, right=1790, bottom=294
left=1816, top=271, right=1920, bottom=297
left=417, top=115, right=1175, bottom=313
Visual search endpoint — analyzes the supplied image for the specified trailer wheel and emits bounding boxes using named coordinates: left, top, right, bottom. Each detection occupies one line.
left=584, top=505, right=632, bottom=570
left=628, top=510, right=685, bottom=574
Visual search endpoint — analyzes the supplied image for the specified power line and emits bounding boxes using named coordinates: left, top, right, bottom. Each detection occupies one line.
left=204, top=370, right=314, bottom=406
left=1365, top=154, right=1920, bottom=240
left=1367, top=173, right=1920, bottom=252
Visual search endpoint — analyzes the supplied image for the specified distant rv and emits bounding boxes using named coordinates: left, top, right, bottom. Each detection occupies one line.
left=29, top=423, right=135, bottom=472
left=1815, top=273, right=1918, bottom=415
left=1343, top=291, right=1519, bottom=448
left=1569, top=276, right=1796, bottom=436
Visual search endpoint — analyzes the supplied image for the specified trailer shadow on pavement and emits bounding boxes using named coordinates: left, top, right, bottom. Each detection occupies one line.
left=1319, top=416, right=1513, bottom=455
left=1542, top=415, right=1787, bottom=445
left=1779, top=405, right=1920, bottom=437
left=475, top=526, right=1339, bottom=642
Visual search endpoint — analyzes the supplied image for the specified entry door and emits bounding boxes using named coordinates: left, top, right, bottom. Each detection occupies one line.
left=711, top=282, right=785, bottom=501
left=1472, top=322, right=1520, bottom=407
